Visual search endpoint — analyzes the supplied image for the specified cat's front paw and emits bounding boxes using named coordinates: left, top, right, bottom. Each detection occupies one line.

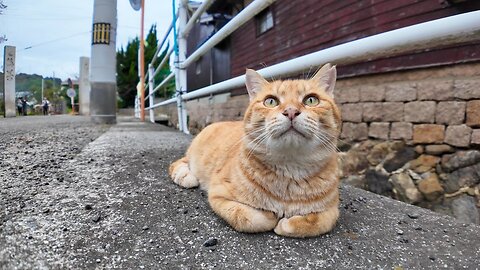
left=274, top=216, right=300, bottom=237
left=274, top=208, right=339, bottom=238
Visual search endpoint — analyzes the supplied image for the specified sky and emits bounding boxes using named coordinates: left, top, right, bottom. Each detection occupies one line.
left=0, top=0, right=174, bottom=80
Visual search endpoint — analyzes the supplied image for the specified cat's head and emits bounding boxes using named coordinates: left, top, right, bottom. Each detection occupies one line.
left=243, top=63, right=341, bottom=156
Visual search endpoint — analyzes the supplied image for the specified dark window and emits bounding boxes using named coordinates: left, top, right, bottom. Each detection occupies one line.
left=256, top=7, right=274, bottom=35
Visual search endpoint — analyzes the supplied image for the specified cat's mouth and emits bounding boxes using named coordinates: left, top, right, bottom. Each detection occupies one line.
left=280, top=126, right=306, bottom=138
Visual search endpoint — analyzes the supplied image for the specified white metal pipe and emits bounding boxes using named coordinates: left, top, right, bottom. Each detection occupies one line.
left=153, top=47, right=174, bottom=78
left=151, top=72, right=175, bottom=96
left=182, top=10, right=480, bottom=101
left=175, top=0, right=190, bottom=133
left=148, top=64, right=155, bottom=123
left=180, top=0, right=276, bottom=69
left=146, top=97, right=176, bottom=110
left=151, top=23, right=174, bottom=66
left=181, top=0, right=215, bottom=38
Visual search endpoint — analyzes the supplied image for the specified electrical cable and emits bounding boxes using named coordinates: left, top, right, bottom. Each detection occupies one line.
left=19, top=31, right=92, bottom=52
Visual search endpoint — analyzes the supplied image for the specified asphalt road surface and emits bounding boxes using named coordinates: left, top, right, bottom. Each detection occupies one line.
left=1, top=115, right=479, bottom=269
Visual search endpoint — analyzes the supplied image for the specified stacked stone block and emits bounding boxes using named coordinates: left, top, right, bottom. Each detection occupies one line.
left=339, top=78, right=480, bottom=148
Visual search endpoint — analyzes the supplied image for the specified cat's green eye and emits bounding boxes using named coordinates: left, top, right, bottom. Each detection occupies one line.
left=264, top=97, right=279, bottom=108
left=303, top=95, right=320, bottom=107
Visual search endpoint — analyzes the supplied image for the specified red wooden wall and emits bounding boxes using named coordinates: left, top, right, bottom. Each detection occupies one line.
left=229, top=0, right=480, bottom=78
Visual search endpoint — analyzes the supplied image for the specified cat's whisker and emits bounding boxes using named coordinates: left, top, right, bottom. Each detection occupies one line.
left=246, top=130, right=269, bottom=157
left=229, top=126, right=267, bottom=150
left=312, top=132, right=338, bottom=154
left=246, top=132, right=271, bottom=160
left=316, top=131, right=339, bottom=151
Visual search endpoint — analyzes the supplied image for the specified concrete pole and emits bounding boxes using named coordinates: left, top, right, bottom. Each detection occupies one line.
left=79, top=57, right=91, bottom=115
left=2, top=46, right=16, bottom=117
left=89, top=0, right=117, bottom=124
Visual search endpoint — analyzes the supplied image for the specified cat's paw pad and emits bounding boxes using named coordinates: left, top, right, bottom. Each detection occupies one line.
left=172, top=164, right=199, bottom=188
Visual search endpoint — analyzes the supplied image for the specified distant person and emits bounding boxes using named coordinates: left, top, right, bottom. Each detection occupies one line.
left=17, top=98, right=23, bottom=115
left=42, top=97, right=50, bottom=115
left=21, top=96, right=27, bottom=116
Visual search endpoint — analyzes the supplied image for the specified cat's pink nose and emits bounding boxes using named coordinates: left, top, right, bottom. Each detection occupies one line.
left=282, top=107, right=300, bottom=120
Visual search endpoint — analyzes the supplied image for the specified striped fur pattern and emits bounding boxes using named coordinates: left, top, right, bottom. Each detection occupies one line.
left=169, top=63, right=341, bottom=237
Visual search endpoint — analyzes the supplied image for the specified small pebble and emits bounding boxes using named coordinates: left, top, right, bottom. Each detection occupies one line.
left=142, top=226, right=149, bottom=231
left=203, top=238, right=218, bottom=247
left=96, top=259, right=101, bottom=263
left=191, top=228, right=199, bottom=233
left=92, top=214, right=101, bottom=223
left=407, top=213, right=420, bottom=219
left=397, top=230, right=404, bottom=235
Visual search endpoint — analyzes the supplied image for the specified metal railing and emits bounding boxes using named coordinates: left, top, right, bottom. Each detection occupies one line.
left=136, top=0, right=480, bottom=134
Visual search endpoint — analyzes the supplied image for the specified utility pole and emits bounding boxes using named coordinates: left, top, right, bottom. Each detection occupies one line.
left=89, top=0, right=118, bottom=124
left=41, top=78, right=44, bottom=101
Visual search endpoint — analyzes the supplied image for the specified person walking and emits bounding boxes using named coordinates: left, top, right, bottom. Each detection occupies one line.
left=17, top=98, right=23, bottom=115
left=42, top=97, right=50, bottom=115
left=21, top=96, right=28, bottom=116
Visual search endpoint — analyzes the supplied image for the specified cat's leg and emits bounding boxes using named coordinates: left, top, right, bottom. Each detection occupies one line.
left=208, top=194, right=278, bottom=233
left=274, top=206, right=339, bottom=238
left=169, top=157, right=199, bottom=188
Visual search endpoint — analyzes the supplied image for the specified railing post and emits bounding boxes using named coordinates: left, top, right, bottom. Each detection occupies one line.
left=148, top=64, right=155, bottom=123
left=134, top=94, right=139, bottom=118
left=174, top=0, right=190, bottom=134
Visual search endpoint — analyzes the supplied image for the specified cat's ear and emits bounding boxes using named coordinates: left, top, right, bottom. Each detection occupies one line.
left=245, top=69, right=268, bottom=100
left=312, top=63, right=337, bottom=98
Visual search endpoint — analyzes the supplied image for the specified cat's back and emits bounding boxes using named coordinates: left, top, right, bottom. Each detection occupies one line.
left=190, top=121, right=244, bottom=150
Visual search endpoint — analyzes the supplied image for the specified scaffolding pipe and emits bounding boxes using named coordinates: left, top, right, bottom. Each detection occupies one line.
left=180, top=0, right=276, bottom=69
left=181, top=0, right=215, bottom=38
left=181, top=10, right=480, bottom=101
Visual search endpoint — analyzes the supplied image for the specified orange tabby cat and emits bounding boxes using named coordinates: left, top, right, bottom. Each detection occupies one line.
left=169, top=63, right=341, bottom=238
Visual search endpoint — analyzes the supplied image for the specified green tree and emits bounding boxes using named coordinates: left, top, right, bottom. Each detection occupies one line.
left=0, top=1, right=7, bottom=45
left=116, top=24, right=174, bottom=108
left=0, top=0, right=6, bottom=13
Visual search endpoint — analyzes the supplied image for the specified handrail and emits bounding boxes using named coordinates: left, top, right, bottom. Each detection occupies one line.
left=151, top=23, right=173, bottom=67
left=150, top=72, right=175, bottom=97
left=179, top=10, right=480, bottom=101
left=153, top=47, right=174, bottom=78
left=180, top=0, right=277, bottom=69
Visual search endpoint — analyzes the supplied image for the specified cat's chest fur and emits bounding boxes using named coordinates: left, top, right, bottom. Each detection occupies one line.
left=232, top=152, right=339, bottom=218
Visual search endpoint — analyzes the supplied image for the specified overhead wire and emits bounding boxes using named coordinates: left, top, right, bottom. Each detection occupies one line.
left=19, top=31, right=92, bottom=52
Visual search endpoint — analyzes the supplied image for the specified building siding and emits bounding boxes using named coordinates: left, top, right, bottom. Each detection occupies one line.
left=230, top=0, right=480, bottom=78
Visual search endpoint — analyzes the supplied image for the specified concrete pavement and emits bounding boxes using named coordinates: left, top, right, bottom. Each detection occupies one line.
left=1, top=115, right=479, bottom=269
